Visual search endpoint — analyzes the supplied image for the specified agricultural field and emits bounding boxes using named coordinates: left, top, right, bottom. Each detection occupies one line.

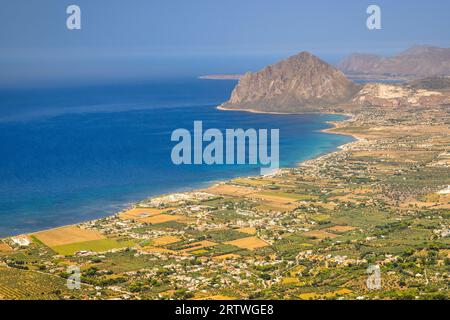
left=207, top=184, right=256, bottom=197
left=118, top=207, right=176, bottom=221
left=52, top=238, right=136, bottom=256
left=0, top=242, right=12, bottom=253
left=225, top=237, right=269, bottom=251
left=151, top=235, right=182, bottom=246
left=0, top=267, right=87, bottom=300
left=33, top=226, right=105, bottom=247
left=0, top=105, right=449, bottom=300
left=138, top=214, right=185, bottom=224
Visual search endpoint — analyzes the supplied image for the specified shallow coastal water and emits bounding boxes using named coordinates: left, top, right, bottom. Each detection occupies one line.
left=0, top=79, right=353, bottom=237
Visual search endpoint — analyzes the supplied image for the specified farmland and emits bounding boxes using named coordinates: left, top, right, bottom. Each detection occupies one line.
left=52, top=239, right=136, bottom=256
left=0, top=103, right=449, bottom=300
left=33, top=226, right=105, bottom=247
left=0, top=267, right=87, bottom=300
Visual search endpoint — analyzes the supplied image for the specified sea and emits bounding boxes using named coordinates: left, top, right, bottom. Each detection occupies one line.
left=0, top=78, right=353, bottom=237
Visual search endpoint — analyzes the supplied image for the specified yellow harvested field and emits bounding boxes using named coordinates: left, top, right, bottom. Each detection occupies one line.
left=174, top=216, right=196, bottom=224
left=0, top=242, right=12, bottom=253
left=303, top=230, right=338, bottom=239
left=281, top=277, right=302, bottom=285
left=33, top=226, right=105, bottom=247
left=249, top=193, right=293, bottom=204
left=190, top=249, right=209, bottom=255
left=207, top=184, right=255, bottom=197
left=159, top=290, right=177, bottom=298
left=248, top=192, right=308, bottom=212
left=311, top=214, right=331, bottom=222
left=141, top=246, right=179, bottom=255
left=249, top=191, right=317, bottom=203
left=225, top=236, right=269, bottom=251
left=400, top=198, right=450, bottom=210
left=118, top=207, right=175, bottom=221
left=212, top=253, right=241, bottom=261
left=237, top=227, right=257, bottom=235
left=326, top=226, right=357, bottom=233
left=232, top=178, right=269, bottom=187
left=329, top=194, right=363, bottom=204
left=203, top=295, right=236, bottom=300
left=299, top=288, right=352, bottom=300
left=191, top=293, right=237, bottom=300
left=140, top=214, right=185, bottom=224
left=151, top=235, right=181, bottom=246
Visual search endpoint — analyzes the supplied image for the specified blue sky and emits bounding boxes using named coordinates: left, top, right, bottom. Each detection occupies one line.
left=1, top=0, right=449, bottom=86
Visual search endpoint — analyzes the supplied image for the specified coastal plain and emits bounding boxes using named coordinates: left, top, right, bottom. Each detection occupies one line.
left=0, top=99, right=448, bottom=300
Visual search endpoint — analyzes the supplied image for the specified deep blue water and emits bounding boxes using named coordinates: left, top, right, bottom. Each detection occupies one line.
left=0, top=79, right=353, bottom=237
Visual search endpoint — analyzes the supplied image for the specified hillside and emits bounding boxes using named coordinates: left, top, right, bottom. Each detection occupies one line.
left=220, top=52, right=360, bottom=113
left=338, top=45, right=450, bottom=78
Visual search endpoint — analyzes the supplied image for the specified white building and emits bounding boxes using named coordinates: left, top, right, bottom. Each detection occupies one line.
left=11, top=237, right=31, bottom=246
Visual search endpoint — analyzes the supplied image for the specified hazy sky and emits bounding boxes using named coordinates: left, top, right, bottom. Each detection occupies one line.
left=1, top=0, right=449, bottom=87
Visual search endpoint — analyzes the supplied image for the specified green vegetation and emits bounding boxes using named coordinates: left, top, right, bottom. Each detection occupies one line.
left=1, top=104, right=449, bottom=300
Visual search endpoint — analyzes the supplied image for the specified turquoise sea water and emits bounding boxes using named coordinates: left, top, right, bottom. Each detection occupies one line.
left=0, top=78, right=353, bottom=237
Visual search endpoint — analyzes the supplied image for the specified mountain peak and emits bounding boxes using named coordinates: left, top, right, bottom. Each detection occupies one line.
left=221, top=52, right=359, bottom=113
left=288, top=51, right=316, bottom=60
left=285, top=51, right=329, bottom=66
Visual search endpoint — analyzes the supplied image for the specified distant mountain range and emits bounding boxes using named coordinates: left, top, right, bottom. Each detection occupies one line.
left=220, top=48, right=450, bottom=113
left=338, top=45, right=450, bottom=77
left=220, top=52, right=360, bottom=113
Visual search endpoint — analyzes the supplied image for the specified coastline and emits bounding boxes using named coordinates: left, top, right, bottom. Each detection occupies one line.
left=216, top=105, right=294, bottom=115
left=3, top=106, right=357, bottom=240
left=4, top=99, right=448, bottom=299
left=217, top=105, right=360, bottom=173
left=217, top=104, right=356, bottom=119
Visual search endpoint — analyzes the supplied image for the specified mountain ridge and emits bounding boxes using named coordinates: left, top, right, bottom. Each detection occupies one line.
left=338, top=45, right=450, bottom=77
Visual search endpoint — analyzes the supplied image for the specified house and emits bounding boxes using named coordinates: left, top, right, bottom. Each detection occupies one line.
left=11, top=236, right=31, bottom=246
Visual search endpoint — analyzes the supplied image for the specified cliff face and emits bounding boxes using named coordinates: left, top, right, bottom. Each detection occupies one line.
left=338, top=46, right=450, bottom=77
left=221, top=52, right=360, bottom=113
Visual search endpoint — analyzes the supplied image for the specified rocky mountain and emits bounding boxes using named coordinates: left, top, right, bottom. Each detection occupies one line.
left=220, top=52, right=360, bottom=113
left=338, top=45, right=450, bottom=77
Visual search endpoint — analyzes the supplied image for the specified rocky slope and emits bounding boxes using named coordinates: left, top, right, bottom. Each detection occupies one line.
left=338, top=45, right=450, bottom=77
left=353, top=83, right=450, bottom=108
left=220, top=52, right=360, bottom=113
